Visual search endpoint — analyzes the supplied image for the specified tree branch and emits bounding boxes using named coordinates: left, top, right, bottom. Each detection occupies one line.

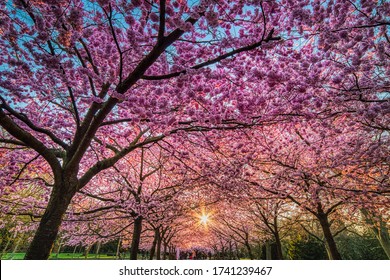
left=158, top=0, right=166, bottom=44
left=0, top=108, right=61, bottom=177
left=0, top=96, right=69, bottom=150
left=116, top=14, right=201, bottom=93
left=10, top=154, right=40, bottom=186
left=0, top=138, right=26, bottom=146
left=78, top=131, right=163, bottom=189
left=142, top=29, right=281, bottom=80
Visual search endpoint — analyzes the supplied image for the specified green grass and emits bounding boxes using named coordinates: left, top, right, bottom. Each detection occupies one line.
left=1, top=252, right=134, bottom=260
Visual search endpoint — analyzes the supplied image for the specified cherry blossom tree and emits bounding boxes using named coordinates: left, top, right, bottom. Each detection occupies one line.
left=0, top=0, right=284, bottom=259
left=1, top=0, right=389, bottom=260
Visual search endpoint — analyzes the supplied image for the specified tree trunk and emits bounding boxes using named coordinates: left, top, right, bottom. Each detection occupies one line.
left=220, top=245, right=225, bottom=260
left=72, top=245, right=78, bottom=259
left=234, top=242, right=239, bottom=260
left=130, top=216, right=143, bottom=260
left=24, top=179, right=76, bottom=260
left=149, top=228, right=159, bottom=260
left=95, top=241, right=101, bottom=259
left=318, top=214, right=342, bottom=260
left=163, top=242, right=168, bottom=260
left=245, top=241, right=254, bottom=260
left=361, top=209, right=390, bottom=259
left=170, top=245, right=176, bottom=259
left=0, top=236, right=11, bottom=259
left=265, top=240, right=272, bottom=260
left=84, top=245, right=91, bottom=259
left=10, top=236, right=22, bottom=260
left=156, top=233, right=162, bottom=260
left=229, top=241, right=233, bottom=260
left=55, top=239, right=63, bottom=259
left=274, top=231, right=284, bottom=260
left=375, top=221, right=390, bottom=259
left=116, top=237, right=122, bottom=259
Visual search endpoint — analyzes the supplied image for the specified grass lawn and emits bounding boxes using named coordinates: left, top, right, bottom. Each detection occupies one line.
left=1, top=253, right=135, bottom=260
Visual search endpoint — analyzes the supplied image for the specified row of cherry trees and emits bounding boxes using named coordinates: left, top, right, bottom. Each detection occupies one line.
left=0, top=0, right=389, bottom=259
left=1, top=120, right=388, bottom=259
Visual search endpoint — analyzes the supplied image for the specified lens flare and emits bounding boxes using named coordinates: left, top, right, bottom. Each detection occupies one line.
left=200, top=213, right=209, bottom=225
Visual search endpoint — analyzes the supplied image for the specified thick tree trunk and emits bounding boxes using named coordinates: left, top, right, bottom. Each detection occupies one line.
left=318, top=214, right=342, bottom=260
left=24, top=179, right=75, bottom=260
left=130, top=216, right=143, bottom=260
left=274, top=231, right=284, bottom=260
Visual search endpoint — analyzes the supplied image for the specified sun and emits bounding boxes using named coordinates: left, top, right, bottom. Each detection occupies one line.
left=200, top=213, right=210, bottom=225
left=196, top=208, right=213, bottom=228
